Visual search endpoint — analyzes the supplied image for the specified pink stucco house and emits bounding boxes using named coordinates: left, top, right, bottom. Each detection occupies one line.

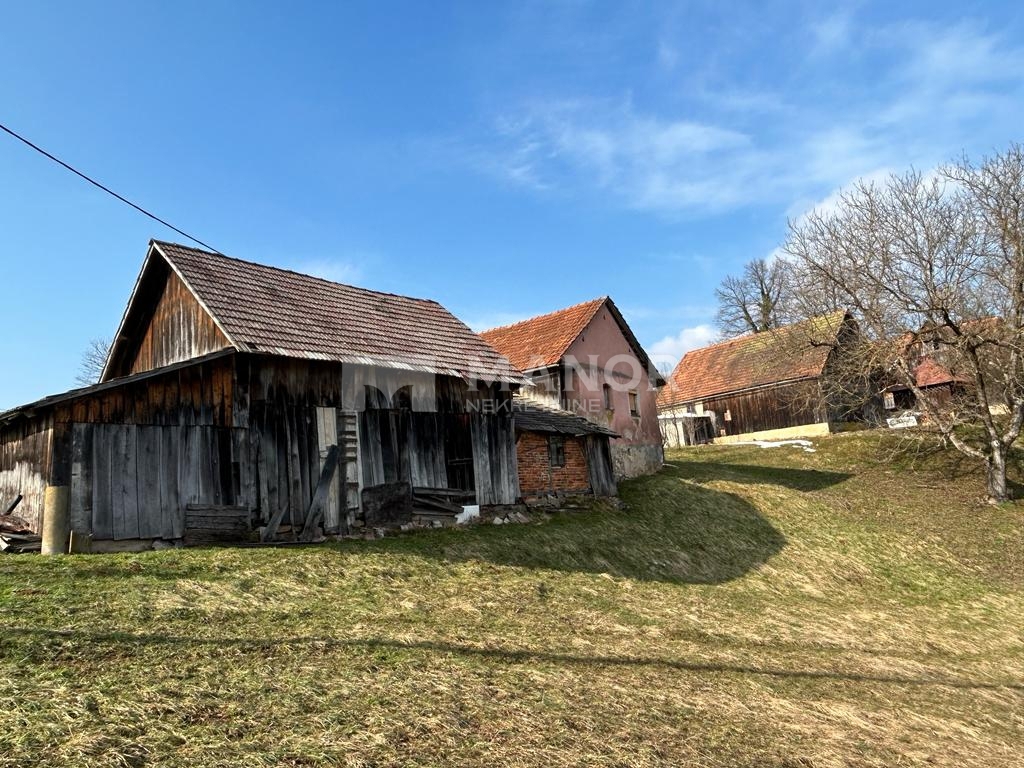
left=482, top=297, right=665, bottom=479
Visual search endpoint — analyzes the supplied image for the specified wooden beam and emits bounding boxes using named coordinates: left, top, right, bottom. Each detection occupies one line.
left=2, top=494, right=23, bottom=517
left=261, top=503, right=290, bottom=543
left=299, top=445, right=340, bottom=542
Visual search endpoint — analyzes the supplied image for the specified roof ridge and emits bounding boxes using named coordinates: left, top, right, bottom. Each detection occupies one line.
left=152, top=239, right=440, bottom=306
left=680, top=310, right=847, bottom=358
left=480, top=295, right=608, bottom=335
left=658, top=310, right=848, bottom=408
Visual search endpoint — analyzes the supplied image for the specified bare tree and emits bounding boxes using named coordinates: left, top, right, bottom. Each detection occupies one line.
left=75, top=337, right=111, bottom=387
left=714, top=257, right=790, bottom=337
left=784, top=145, right=1024, bottom=502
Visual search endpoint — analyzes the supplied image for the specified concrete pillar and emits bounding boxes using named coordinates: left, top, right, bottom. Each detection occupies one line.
left=41, top=485, right=70, bottom=555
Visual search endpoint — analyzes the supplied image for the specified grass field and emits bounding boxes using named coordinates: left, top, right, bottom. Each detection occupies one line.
left=1, top=431, right=1022, bottom=767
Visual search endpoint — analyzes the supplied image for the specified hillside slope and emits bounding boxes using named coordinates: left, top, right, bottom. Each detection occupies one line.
left=0, top=432, right=1021, bottom=767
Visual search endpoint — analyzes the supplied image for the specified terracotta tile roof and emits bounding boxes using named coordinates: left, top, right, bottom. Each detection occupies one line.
left=152, top=241, right=523, bottom=383
left=512, top=395, right=618, bottom=437
left=480, top=297, right=607, bottom=372
left=658, top=312, right=847, bottom=408
left=913, top=357, right=967, bottom=388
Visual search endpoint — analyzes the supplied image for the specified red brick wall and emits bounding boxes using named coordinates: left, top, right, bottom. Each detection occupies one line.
left=516, top=431, right=591, bottom=497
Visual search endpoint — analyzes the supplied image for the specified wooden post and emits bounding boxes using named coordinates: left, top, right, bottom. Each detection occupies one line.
left=41, top=485, right=70, bottom=555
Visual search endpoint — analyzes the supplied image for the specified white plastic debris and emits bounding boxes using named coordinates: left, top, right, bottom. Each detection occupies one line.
left=455, top=504, right=481, bottom=525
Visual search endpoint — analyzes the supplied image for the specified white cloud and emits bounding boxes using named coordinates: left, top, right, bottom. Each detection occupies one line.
left=649, top=324, right=717, bottom=370
left=810, top=9, right=854, bottom=56
left=899, top=21, right=1024, bottom=85
left=785, top=166, right=895, bottom=225
left=486, top=99, right=756, bottom=212
left=473, top=18, right=1024, bottom=216
left=657, top=39, right=679, bottom=71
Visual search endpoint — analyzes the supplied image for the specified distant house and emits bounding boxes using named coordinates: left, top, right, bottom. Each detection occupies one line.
left=882, top=357, right=969, bottom=414
left=881, top=320, right=998, bottom=417
left=659, top=312, right=861, bottom=445
left=512, top=396, right=617, bottom=500
left=0, top=240, right=525, bottom=549
left=481, top=297, right=665, bottom=479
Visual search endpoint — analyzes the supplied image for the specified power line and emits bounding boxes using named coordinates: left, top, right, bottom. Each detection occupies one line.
left=0, top=121, right=222, bottom=254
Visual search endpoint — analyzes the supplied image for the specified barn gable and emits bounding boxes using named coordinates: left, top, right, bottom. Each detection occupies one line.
left=105, top=240, right=523, bottom=385
left=102, top=244, right=235, bottom=380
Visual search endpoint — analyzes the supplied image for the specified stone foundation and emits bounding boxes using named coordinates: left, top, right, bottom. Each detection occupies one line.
left=611, top=442, right=664, bottom=480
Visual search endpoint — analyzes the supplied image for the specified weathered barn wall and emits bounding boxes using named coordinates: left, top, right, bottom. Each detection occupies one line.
left=246, top=358, right=518, bottom=522
left=130, top=269, right=230, bottom=375
left=355, top=375, right=518, bottom=506
left=3, top=353, right=520, bottom=544
left=1, top=354, right=244, bottom=540
left=0, top=416, right=53, bottom=530
left=62, top=355, right=249, bottom=541
left=695, top=379, right=825, bottom=439
left=68, top=423, right=251, bottom=541
left=470, top=411, right=518, bottom=505
left=67, top=354, right=238, bottom=428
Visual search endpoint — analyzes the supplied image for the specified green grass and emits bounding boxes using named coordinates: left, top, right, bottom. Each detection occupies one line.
left=1, top=431, right=1023, bottom=766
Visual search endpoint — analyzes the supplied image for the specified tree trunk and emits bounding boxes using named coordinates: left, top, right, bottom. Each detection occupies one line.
left=986, top=446, right=1010, bottom=503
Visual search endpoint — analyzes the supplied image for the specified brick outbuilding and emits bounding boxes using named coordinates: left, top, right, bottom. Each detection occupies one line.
left=512, top=397, right=617, bottom=501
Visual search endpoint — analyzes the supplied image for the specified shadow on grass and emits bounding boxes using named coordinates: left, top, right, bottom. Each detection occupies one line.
left=666, top=460, right=853, bottom=492
left=5, top=627, right=1020, bottom=692
left=367, top=475, right=785, bottom=585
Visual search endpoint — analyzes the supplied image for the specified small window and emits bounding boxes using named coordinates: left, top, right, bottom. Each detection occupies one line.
left=603, top=383, right=613, bottom=410
left=628, top=391, right=639, bottom=417
left=548, top=435, right=566, bottom=468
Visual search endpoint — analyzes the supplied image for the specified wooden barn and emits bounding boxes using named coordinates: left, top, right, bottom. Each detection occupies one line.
left=0, top=240, right=524, bottom=551
left=658, top=312, right=861, bottom=445
left=511, top=397, right=617, bottom=501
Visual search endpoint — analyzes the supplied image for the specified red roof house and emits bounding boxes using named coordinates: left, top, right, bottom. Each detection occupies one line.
left=482, top=297, right=665, bottom=479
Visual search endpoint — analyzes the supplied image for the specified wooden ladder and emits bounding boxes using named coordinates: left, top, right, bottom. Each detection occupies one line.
left=339, top=411, right=361, bottom=530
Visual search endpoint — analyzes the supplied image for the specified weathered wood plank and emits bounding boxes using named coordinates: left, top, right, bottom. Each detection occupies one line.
left=69, top=424, right=93, bottom=535
left=91, top=425, right=113, bottom=540
left=136, top=427, right=163, bottom=538
left=160, top=426, right=183, bottom=539
left=300, top=445, right=339, bottom=542
left=261, top=500, right=289, bottom=542
left=113, top=426, right=141, bottom=540
left=316, top=407, right=341, bottom=533
left=286, top=408, right=303, bottom=529
left=2, top=494, right=23, bottom=517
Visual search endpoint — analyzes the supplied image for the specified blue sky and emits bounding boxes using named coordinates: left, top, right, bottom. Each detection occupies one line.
left=2, top=1, right=1023, bottom=408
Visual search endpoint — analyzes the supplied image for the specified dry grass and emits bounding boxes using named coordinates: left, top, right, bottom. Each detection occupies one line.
left=1, top=431, right=1022, bottom=766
